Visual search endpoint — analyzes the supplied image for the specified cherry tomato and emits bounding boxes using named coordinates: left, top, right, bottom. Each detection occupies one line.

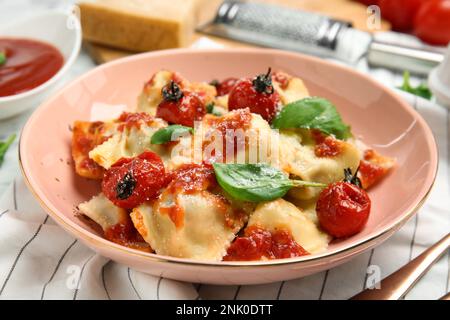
left=102, top=151, right=167, bottom=209
left=156, top=81, right=206, bottom=127
left=212, top=77, right=239, bottom=96
left=414, top=0, right=450, bottom=45
left=316, top=171, right=371, bottom=238
left=378, top=0, right=426, bottom=31
left=355, top=0, right=379, bottom=6
left=228, top=68, right=280, bottom=122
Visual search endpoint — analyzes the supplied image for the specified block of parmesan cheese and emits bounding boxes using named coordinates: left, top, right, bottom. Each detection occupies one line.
left=78, top=0, right=202, bottom=52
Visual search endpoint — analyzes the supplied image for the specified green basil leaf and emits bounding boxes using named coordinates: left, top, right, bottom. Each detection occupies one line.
left=150, top=125, right=193, bottom=144
left=0, top=51, right=6, bottom=66
left=206, top=102, right=222, bottom=116
left=206, top=102, right=214, bottom=113
left=0, top=134, right=16, bottom=166
left=397, top=71, right=432, bottom=100
left=213, top=163, right=326, bottom=202
left=272, top=97, right=351, bottom=140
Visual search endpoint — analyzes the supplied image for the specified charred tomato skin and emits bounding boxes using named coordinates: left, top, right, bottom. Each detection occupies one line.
left=228, top=69, right=280, bottom=122
left=316, top=182, right=371, bottom=238
left=102, top=151, right=167, bottom=209
left=156, top=81, right=206, bottom=127
left=213, top=77, right=239, bottom=96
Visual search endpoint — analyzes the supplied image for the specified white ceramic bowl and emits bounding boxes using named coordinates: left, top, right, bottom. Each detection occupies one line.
left=0, top=10, right=81, bottom=119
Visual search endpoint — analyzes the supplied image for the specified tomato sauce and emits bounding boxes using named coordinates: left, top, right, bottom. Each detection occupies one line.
left=104, top=219, right=151, bottom=252
left=117, top=112, right=155, bottom=131
left=359, top=150, right=387, bottom=189
left=0, top=38, right=64, bottom=97
left=72, top=121, right=107, bottom=179
left=160, top=163, right=217, bottom=229
left=312, top=130, right=343, bottom=157
left=272, top=71, right=291, bottom=89
left=224, top=226, right=309, bottom=261
left=203, top=109, right=252, bottom=163
left=167, top=163, right=217, bottom=194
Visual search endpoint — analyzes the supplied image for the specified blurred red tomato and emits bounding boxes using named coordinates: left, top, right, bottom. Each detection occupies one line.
left=414, top=0, right=450, bottom=45
left=378, top=0, right=426, bottom=31
left=355, top=0, right=379, bottom=5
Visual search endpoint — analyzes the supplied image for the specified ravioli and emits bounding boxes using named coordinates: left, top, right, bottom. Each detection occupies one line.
left=280, top=131, right=361, bottom=200
left=273, top=72, right=310, bottom=105
left=88, top=117, right=167, bottom=169
left=131, top=191, right=246, bottom=261
left=78, top=193, right=151, bottom=252
left=136, top=69, right=216, bottom=116
left=72, top=120, right=116, bottom=179
left=247, top=198, right=329, bottom=254
left=71, top=68, right=395, bottom=262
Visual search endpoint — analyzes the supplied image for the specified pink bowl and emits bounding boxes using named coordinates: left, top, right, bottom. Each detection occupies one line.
left=19, top=49, right=438, bottom=285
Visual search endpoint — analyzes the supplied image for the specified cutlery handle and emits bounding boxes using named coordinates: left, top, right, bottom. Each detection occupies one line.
left=351, top=233, right=450, bottom=300
left=439, top=292, right=450, bottom=300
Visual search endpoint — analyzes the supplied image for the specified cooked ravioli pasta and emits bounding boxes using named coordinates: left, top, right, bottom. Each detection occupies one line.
left=248, top=198, right=329, bottom=254
left=72, top=68, right=394, bottom=261
left=131, top=191, right=246, bottom=261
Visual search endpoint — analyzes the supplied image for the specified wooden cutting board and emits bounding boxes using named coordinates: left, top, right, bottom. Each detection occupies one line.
left=84, top=0, right=390, bottom=64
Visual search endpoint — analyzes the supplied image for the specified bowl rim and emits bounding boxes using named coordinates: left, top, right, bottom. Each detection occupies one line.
left=0, top=11, right=82, bottom=104
left=19, top=48, right=439, bottom=267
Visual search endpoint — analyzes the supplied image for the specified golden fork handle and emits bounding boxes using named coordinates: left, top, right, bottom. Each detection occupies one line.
left=439, top=292, right=450, bottom=300
left=351, top=233, right=450, bottom=300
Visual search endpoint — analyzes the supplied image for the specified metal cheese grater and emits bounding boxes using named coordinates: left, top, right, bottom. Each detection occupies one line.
left=199, top=1, right=352, bottom=58
left=197, top=1, right=445, bottom=75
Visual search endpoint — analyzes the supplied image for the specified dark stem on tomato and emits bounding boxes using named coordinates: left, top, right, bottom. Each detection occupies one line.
left=209, top=79, right=219, bottom=87
left=343, top=167, right=362, bottom=188
left=162, top=80, right=183, bottom=102
left=252, top=67, right=274, bottom=94
left=116, top=171, right=136, bottom=200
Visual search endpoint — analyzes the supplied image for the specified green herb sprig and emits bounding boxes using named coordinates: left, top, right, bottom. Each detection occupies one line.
left=0, top=134, right=16, bottom=166
left=271, top=97, right=351, bottom=140
left=150, top=125, right=193, bottom=145
left=0, top=50, right=6, bottom=66
left=397, top=71, right=432, bottom=100
left=213, top=163, right=326, bottom=202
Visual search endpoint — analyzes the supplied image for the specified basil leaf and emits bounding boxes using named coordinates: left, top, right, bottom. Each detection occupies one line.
left=213, top=163, right=326, bottom=202
left=272, top=97, right=351, bottom=140
left=397, top=71, right=432, bottom=100
left=0, top=51, right=6, bottom=66
left=206, top=102, right=214, bottom=113
left=150, top=125, right=193, bottom=144
left=206, top=102, right=222, bottom=116
left=0, top=134, right=16, bottom=166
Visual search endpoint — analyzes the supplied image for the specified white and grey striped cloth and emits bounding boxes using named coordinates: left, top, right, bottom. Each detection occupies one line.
left=0, top=1, right=449, bottom=300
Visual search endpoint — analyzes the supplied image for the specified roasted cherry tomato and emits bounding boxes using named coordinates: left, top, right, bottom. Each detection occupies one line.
left=211, top=77, right=239, bottom=96
left=355, top=0, right=379, bottom=5
left=378, top=0, right=426, bottom=31
left=228, top=68, right=280, bottom=122
left=316, top=168, right=371, bottom=238
left=414, top=0, right=450, bottom=45
left=102, top=151, right=167, bottom=209
left=156, top=81, right=206, bottom=127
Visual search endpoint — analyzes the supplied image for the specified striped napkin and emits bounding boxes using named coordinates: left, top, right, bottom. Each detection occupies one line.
left=0, top=0, right=449, bottom=300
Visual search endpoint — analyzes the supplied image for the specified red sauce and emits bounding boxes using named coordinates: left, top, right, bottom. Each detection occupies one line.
left=104, top=218, right=151, bottom=252
left=167, top=163, right=217, bottom=193
left=358, top=149, right=387, bottom=189
left=272, top=71, right=291, bottom=89
left=160, top=204, right=185, bottom=229
left=312, top=130, right=343, bottom=158
left=0, top=38, right=64, bottom=97
left=117, top=112, right=155, bottom=131
left=223, top=226, right=309, bottom=261
left=72, top=121, right=107, bottom=179
left=203, top=108, right=252, bottom=163
left=159, top=163, right=217, bottom=228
